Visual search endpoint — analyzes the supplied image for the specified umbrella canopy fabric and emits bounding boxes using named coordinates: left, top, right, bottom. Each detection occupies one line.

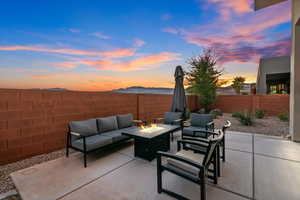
left=171, top=65, right=187, bottom=113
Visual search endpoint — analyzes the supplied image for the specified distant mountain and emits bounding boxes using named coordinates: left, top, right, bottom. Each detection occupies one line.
left=31, top=88, right=69, bottom=91
left=112, top=86, right=174, bottom=94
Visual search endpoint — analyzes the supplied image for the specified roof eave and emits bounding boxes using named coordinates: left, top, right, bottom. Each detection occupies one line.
left=254, top=0, right=288, bottom=11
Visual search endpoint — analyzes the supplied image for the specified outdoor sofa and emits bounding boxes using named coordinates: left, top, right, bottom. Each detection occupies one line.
left=66, top=113, right=143, bottom=167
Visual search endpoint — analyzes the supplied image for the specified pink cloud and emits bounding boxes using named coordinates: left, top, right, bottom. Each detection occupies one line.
left=161, top=14, right=172, bottom=21
left=133, top=38, right=146, bottom=47
left=0, top=45, right=136, bottom=58
left=91, top=32, right=111, bottom=39
left=206, top=0, right=252, bottom=20
left=165, top=0, right=291, bottom=64
left=69, top=29, right=81, bottom=33
left=162, top=27, right=180, bottom=34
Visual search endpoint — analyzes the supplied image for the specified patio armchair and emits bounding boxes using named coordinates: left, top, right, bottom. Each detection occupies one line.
left=157, top=130, right=224, bottom=200
left=182, top=113, right=214, bottom=139
left=183, top=120, right=231, bottom=162
left=154, top=112, right=183, bottom=141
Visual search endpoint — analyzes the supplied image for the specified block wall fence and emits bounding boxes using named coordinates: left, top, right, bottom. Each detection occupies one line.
left=0, top=89, right=289, bottom=164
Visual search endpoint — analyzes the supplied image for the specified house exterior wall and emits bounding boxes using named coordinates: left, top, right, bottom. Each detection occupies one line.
left=290, top=0, right=300, bottom=141
left=256, top=56, right=290, bottom=94
left=0, top=89, right=289, bottom=164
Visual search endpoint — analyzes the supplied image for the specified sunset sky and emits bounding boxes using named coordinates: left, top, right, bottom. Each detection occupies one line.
left=0, top=0, right=291, bottom=91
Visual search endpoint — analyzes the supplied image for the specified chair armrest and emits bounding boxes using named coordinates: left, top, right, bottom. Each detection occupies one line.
left=70, top=132, right=81, bottom=137
left=157, top=151, right=204, bottom=169
left=133, top=120, right=146, bottom=125
left=206, top=121, right=214, bottom=130
left=193, top=129, right=218, bottom=136
left=180, top=137, right=210, bottom=144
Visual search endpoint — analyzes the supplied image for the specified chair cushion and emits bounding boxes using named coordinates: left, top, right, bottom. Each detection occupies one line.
left=72, top=135, right=112, bottom=151
left=164, top=112, right=182, bottom=125
left=190, top=113, right=213, bottom=128
left=117, top=114, right=133, bottom=129
left=69, top=119, right=98, bottom=138
left=167, top=150, right=204, bottom=176
left=182, top=126, right=208, bottom=138
left=97, top=116, right=118, bottom=133
left=101, top=130, right=131, bottom=142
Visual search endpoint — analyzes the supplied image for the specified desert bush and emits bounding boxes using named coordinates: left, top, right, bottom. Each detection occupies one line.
left=232, top=112, right=243, bottom=118
left=278, top=112, right=289, bottom=121
left=238, top=112, right=253, bottom=126
left=255, top=109, right=265, bottom=119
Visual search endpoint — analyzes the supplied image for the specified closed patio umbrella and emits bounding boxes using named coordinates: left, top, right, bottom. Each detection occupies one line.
left=171, top=65, right=187, bottom=115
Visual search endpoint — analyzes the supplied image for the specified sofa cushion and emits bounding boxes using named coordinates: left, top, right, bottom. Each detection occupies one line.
left=101, top=130, right=130, bottom=142
left=117, top=114, right=133, bottom=129
left=69, top=119, right=98, bottom=139
left=97, top=116, right=118, bottom=133
left=72, top=135, right=112, bottom=151
left=182, top=126, right=208, bottom=138
left=164, top=112, right=182, bottom=125
left=167, top=150, right=204, bottom=176
left=190, top=113, right=213, bottom=128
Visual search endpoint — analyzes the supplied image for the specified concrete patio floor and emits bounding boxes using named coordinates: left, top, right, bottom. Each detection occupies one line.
left=10, top=131, right=300, bottom=200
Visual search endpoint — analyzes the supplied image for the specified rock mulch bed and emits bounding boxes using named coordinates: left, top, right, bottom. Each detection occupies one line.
left=214, top=113, right=290, bottom=137
left=0, top=149, right=65, bottom=200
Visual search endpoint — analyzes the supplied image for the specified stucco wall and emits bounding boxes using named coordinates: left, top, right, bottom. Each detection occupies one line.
left=256, top=56, right=290, bottom=94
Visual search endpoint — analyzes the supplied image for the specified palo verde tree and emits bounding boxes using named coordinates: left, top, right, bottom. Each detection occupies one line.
left=231, top=76, right=246, bottom=94
left=186, top=48, right=223, bottom=112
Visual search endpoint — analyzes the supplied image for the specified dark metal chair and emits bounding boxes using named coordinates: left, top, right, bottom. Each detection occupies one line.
left=182, top=113, right=214, bottom=139
left=157, top=130, right=224, bottom=200
left=154, top=112, right=184, bottom=141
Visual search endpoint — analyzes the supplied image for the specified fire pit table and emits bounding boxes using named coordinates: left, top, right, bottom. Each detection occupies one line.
left=122, top=124, right=179, bottom=161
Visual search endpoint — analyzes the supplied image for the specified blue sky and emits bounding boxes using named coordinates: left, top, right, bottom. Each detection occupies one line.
left=0, top=0, right=291, bottom=91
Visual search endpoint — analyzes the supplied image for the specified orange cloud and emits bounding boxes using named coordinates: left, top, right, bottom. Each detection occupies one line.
left=82, top=52, right=181, bottom=71
left=0, top=45, right=135, bottom=58
left=207, top=0, right=252, bottom=20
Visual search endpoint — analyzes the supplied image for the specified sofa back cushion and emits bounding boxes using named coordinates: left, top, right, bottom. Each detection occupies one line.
left=97, top=116, right=119, bottom=133
left=190, top=113, right=213, bottom=128
left=69, top=119, right=98, bottom=140
left=164, top=112, right=182, bottom=124
left=117, top=114, right=133, bottom=129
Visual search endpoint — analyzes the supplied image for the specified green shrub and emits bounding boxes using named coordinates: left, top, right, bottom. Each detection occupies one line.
left=238, top=112, right=253, bottom=126
left=232, top=112, right=243, bottom=118
left=241, top=92, right=248, bottom=95
left=255, top=109, right=265, bottom=119
left=278, top=112, right=289, bottom=121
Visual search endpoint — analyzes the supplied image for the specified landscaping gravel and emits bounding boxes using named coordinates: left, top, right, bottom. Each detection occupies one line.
left=214, top=113, right=290, bottom=137
left=0, top=149, right=65, bottom=199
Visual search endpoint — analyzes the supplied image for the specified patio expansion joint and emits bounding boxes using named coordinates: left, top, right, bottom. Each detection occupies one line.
left=252, top=134, right=255, bottom=200
left=207, top=183, right=255, bottom=200
left=56, top=158, right=135, bottom=200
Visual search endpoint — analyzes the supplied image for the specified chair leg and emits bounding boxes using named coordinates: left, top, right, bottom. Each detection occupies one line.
left=213, top=153, right=218, bottom=184
left=222, top=138, right=225, bottom=162
left=66, top=133, right=70, bottom=157
left=157, top=155, right=162, bottom=193
left=217, top=146, right=221, bottom=177
left=83, top=137, right=87, bottom=168
left=84, top=152, right=87, bottom=168
left=200, top=170, right=206, bottom=200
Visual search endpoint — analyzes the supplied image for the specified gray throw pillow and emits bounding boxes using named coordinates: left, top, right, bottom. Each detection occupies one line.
left=97, top=116, right=118, bottom=133
left=190, top=113, right=213, bottom=128
left=69, top=119, right=98, bottom=136
left=164, top=112, right=182, bottom=124
left=117, top=114, right=133, bottom=129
